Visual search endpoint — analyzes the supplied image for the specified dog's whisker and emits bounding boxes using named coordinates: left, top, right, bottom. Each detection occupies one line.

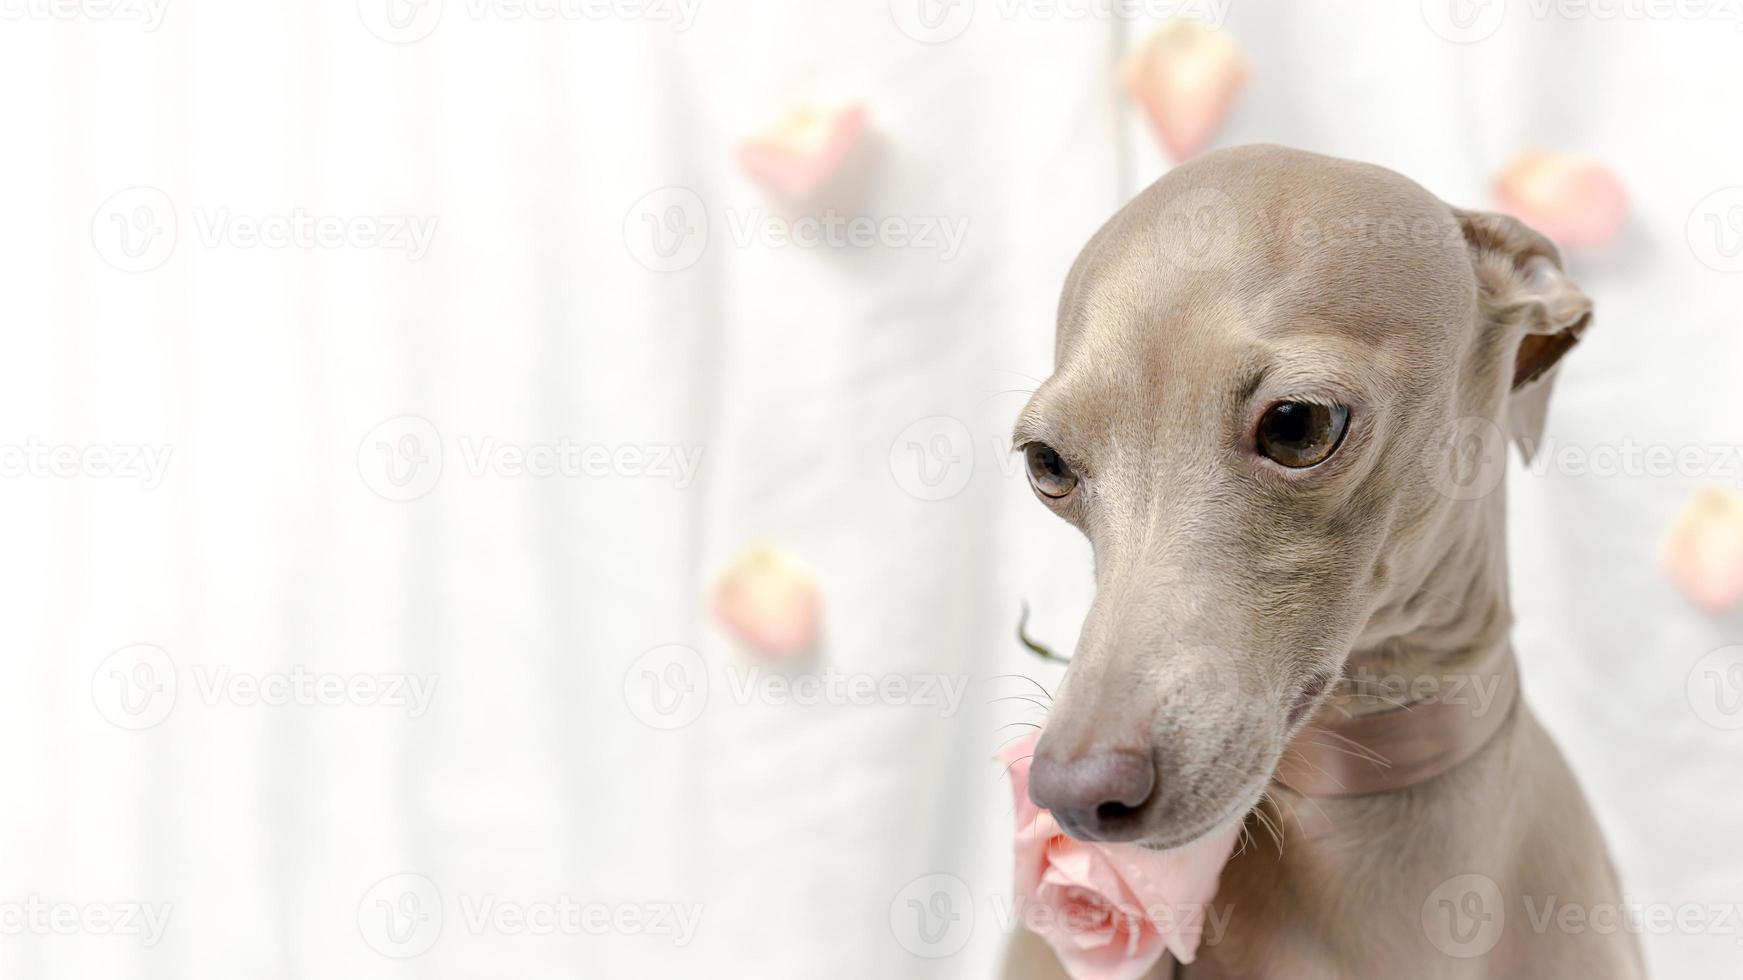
left=986, top=673, right=1054, bottom=701
left=1249, top=798, right=1285, bottom=857
left=988, top=695, right=1053, bottom=713
left=1272, top=786, right=1336, bottom=837
left=1255, top=791, right=1290, bottom=855
left=998, top=753, right=1036, bottom=783
left=1278, top=748, right=1352, bottom=791
left=989, top=368, right=1048, bottom=389
left=1332, top=688, right=1414, bottom=712
left=1296, top=729, right=1392, bottom=768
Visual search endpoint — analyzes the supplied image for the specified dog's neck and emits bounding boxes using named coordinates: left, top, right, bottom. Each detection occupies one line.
left=1275, top=495, right=1521, bottom=799
left=1341, top=494, right=1514, bottom=717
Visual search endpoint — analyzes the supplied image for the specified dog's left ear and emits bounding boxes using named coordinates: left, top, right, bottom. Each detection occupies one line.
left=1455, top=208, right=1593, bottom=460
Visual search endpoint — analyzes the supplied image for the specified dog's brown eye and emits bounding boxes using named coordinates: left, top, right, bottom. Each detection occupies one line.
left=1256, top=402, right=1350, bottom=468
left=1024, top=443, right=1078, bottom=498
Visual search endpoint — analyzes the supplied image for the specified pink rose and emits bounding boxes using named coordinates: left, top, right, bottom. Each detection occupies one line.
left=736, top=103, right=867, bottom=199
left=1492, top=150, right=1628, bottom=250
left=1664, top=487, right=1743, bottom=614
left=1121, top=21, right=1248, bottom=162
left=1001, top=729, right=1239, bottom=980
left=709, top=543, right=820, bottom=658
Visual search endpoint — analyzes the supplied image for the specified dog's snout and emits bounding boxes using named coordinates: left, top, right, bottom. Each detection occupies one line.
left=1027, top=747, right=1156, bottom=841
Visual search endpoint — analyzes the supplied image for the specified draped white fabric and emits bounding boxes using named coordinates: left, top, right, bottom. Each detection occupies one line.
left=3, top=1, right=1741, bottom=977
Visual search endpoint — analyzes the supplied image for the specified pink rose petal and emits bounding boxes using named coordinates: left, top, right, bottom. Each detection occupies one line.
left=1001, top=730, right=1239, bottom=979
left=709, top=543, right=819, bottom=657
left=1664, top=488, right=1743, bottom=614
left=1492, top=150, right=1628, bottom=250
left=736, top=103, right=866, bottom=199
left=1122, top=21, right=1248, bottom=162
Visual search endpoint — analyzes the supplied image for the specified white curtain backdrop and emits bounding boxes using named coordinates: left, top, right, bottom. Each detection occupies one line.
left=3, top=1, right=1741, bottom=977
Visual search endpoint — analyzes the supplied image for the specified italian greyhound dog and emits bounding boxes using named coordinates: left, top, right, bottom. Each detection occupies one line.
left=1004, top=145, right=1643, bottom=979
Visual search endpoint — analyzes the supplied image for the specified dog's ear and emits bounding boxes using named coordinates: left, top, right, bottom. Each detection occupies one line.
left=1455, top=208, right=1593, bottom=460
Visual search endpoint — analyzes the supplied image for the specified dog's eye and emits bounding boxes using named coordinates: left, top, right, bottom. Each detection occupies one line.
left=1256, top=402, right=1350, bottom=468
left=1024, top=443, right=1079, bottom=498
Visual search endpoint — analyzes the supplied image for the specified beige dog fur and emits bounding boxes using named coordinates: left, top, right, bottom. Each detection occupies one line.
left=1004, top=145, right=1643, bottom=979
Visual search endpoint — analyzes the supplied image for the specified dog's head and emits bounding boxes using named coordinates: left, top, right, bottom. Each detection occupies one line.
left=1016, top=145, right=1591, bottom=846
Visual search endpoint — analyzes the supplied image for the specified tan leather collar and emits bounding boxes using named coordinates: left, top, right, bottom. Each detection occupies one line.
left=1273, top=650, right=1520, bottom=798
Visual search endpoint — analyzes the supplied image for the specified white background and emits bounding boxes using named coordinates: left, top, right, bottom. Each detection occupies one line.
left=2, top=0, right=1742, bottom=977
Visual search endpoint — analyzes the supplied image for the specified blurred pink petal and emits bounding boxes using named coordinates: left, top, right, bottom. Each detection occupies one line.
left=709, top=543, right=819, bottom=657
left=1664, top=488, right=1743, bottom=614
left=1492, top=151, right=1628, bottom=250
left=1001, top=730, right=1239, bottom=978
left=736, top=104, right=866, bottom=199
left=1122, top=21, right=1247, bottom=162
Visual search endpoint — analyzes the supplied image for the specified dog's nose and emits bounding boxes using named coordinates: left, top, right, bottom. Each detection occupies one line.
left=1027, top=747, right=1156, bottom=841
